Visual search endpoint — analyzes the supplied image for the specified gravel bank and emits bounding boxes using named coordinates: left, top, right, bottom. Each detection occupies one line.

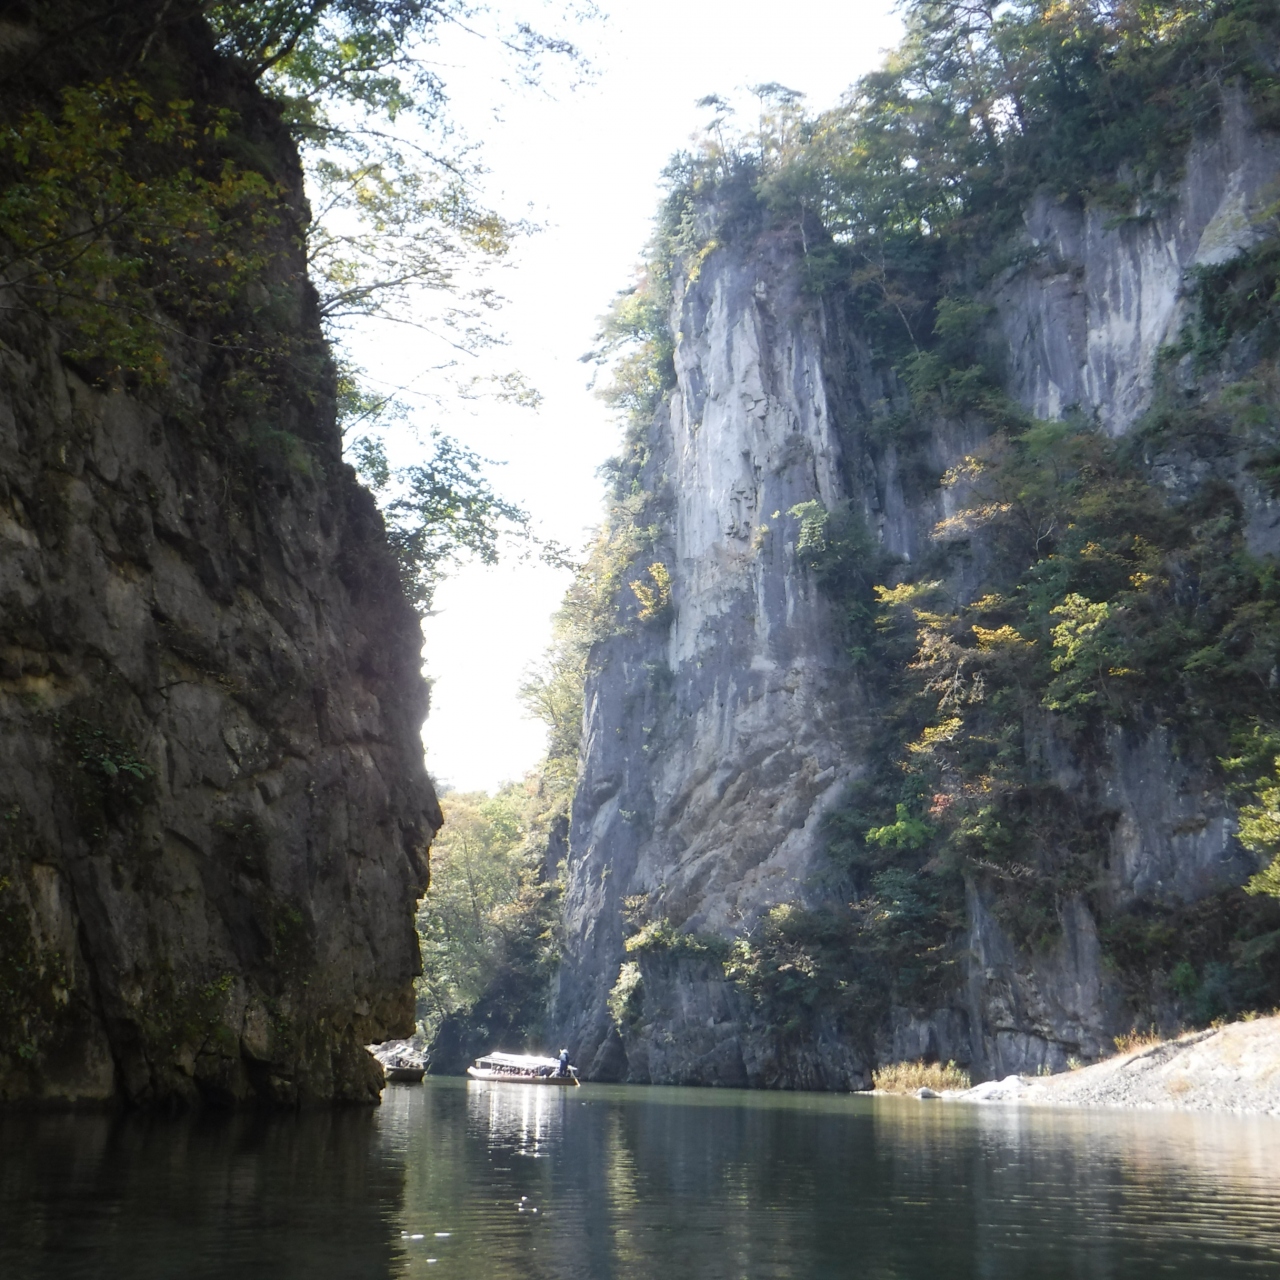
left=949, top=1016, right=1280, bottom=1115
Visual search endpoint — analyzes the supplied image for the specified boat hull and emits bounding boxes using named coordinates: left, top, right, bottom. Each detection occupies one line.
left=385, top=1066, right=425, bottom=1083
left=466, top=1067, right=579, bottom=1086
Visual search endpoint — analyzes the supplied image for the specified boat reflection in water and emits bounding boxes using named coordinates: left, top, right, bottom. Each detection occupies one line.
left=466, top=1075, right=568, bottom=1160
left=5, top=1080, right=1280, bottom=1278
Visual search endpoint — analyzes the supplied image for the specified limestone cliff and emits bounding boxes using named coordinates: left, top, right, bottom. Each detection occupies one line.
left=0, top=5, right=438, bottom=1106
left=554, top=93, right=1280, bottom=1087
left=555, top=232, right=871, bottom=1087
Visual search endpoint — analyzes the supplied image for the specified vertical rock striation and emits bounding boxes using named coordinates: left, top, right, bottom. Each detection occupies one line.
left=556, top=233, right=871, bottom=1088
left=555, top=99, right=1280, bottom=1086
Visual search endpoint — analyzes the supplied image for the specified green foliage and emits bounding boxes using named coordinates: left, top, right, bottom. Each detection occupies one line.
left=602, top=902, right=733, bottom=1032
left=351, top=431, right=535, bottom=615
left=569, top=182, right=711, bottom=644
left=1226, top=727, right=1280, bottom=897
left=591, top=273, right=677, bottom=423
left=520, top=585, right=593, bottom=795
left=865, top=804, right=935, bottom=851
left=212, top=0, right=586, bottom=123
left=574, top=488, right=672, bottom=642
left=789, top=500, right=893, bottom=663
left=623, top=916, right=729, bottom=961
left=607, top=960, right=643, bottom=1028
left=55, top=715, right=154, bottom=841
left=723, top=888, right=960, bottom=1042
left=798, top=360, right=1280, bottom=1008
left=898, top=298, right=1008, bottom=416
left=209, top=0, right=583, bottom=336
left=62, top=717, right=153, bottom=788
left=657, top=1, right=1280, bottom=379
left=1044, top=594, right=1131, bottom=712
left=570, top=290, right=679, bottom=643
left=892, top=415, right=1273, bottom=840
left=0, top=78, right=281, bottom=382
left=209, top=0, right=454, bottom=91
left=138, top=969, right=241, bottom=1069
left=562, top=463, right=670, bottom=649
left=1100, top=891, right=1280, bottom=1022
left=807, top=0, right=1277, bottom=243
left=222, top=0, right=584, bottom=609
left=416, top=772, right=571, bottom=1071
left=1177, top=214, right=1280, bottom=370
left=629, top=562, right=672, bottom=624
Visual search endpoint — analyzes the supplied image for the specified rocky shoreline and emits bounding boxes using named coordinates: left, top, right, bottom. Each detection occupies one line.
left=939, top=1016, right=1280, bottom=1116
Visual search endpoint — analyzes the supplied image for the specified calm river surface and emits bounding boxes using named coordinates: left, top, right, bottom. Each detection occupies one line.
left=2, top=1078, right=1279, bottom=1278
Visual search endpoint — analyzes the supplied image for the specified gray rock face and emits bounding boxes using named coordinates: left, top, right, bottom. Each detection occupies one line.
left=0, top=348, right=437, bottom=1107
left=555, top=104, right=1280, bottom=1086
left=554, top=237, right=872, bottom=1088
left=996, top=89, right=1280, bottom=434
left=0, top=20, right=437, bottom=1107
left=957, top=1014, right=1280, bottom=1114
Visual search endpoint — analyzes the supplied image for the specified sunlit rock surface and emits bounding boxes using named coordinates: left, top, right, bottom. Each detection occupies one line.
left=554, top=101, right=1280, bottom=1087
left=554, top=232, right=871, bottom=1088
left=997, top=91, right=1280, bottom=434
left=957, top=1013, right=1280, bottom=1114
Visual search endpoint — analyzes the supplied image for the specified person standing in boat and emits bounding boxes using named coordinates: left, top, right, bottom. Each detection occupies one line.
left=557, top=1048, right=570, bottom=1077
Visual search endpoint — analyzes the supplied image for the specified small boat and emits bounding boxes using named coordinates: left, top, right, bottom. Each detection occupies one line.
left=371, top=1041, right=427, bottom=1083
left=385, top=1062, right=426, bottom=1083
left=467, top=1051, right=579, bottom=1086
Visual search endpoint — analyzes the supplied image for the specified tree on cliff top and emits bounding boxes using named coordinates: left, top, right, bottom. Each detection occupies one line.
left=209, top=0, right=588, bottom=334
left=213, top=0, right=574, bottom=460
left=0, top=0, right=585, bottom=612
left=209, top=0, right=589, bottom=607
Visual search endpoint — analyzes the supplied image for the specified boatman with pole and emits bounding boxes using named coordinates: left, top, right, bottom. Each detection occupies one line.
left=558, top=1048, right=570, bottom=1077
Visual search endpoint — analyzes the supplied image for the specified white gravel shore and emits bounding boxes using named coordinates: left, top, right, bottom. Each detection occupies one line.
left=943, top=1015, right=1280, bottom=1115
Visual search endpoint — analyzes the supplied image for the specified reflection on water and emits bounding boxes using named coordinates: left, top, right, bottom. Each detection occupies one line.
left=3, top=1081, right=1280, bottom=1278
left=0, top=1106, right=405, bottom=1279
left=466, top=1078, right=566, bottom=1157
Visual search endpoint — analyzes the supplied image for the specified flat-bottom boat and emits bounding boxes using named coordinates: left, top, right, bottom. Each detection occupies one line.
left=371, top=1041, right=427, bottom=1083
left=467, top=1051, right=579, bottom=1086
left=385, top=1064, right=426, bottom=1083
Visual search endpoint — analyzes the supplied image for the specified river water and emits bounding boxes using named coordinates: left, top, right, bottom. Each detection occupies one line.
left=2, top=1078, right=1279, bottom=1278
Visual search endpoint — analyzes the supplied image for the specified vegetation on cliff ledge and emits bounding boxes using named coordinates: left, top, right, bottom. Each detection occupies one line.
left=575, top=0, right=1280, bottom=1063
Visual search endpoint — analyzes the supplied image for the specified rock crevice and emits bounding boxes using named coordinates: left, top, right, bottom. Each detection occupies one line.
left=554, top=100, right=1280, bottom=1087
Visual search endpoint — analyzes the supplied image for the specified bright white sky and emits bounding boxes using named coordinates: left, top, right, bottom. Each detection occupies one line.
left=345, top=0, right=903, bottom=794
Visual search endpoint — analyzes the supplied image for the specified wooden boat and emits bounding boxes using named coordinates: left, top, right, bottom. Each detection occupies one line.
left=385, top=1063, right=426, bottom=1083
left=467, top=1051, right=579, bottom=1086
left=371, top=1041, right=427, bottom=1083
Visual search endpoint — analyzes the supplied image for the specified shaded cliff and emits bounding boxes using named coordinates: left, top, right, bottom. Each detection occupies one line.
left=0, top=5, right=438, bottom=1106
left=554, top=76, right=1280, bottom=1086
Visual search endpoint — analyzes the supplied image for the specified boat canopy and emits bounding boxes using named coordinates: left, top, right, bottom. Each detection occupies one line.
left=476, top=1051, right=561, bottom=1070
